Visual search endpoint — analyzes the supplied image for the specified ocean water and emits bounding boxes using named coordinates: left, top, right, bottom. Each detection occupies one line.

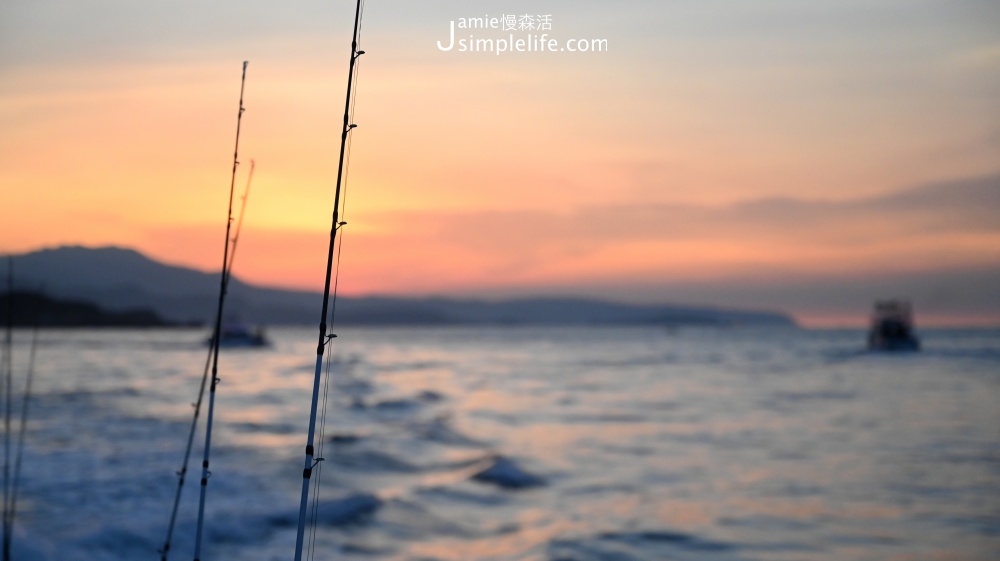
left=3, top=325, right=999, bottom=561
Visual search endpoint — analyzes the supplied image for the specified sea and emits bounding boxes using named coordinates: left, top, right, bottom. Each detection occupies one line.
left=3, top=325, right=998, bottom=561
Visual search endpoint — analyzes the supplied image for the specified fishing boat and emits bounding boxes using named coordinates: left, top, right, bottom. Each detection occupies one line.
left=205, top=321, right=269, bottom=348
left=867, top=299, right=920, bottom=351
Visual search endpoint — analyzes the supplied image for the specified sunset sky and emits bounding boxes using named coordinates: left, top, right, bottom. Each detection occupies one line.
left=2, top=1, right=999, bottom=326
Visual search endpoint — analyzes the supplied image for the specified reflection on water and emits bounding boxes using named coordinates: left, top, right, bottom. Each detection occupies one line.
left=5, top=326, right=1000, bottom=560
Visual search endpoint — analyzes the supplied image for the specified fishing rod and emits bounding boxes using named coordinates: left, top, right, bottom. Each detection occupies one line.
left=7, top=317, right=38, bottom=558
left=158, top=160, right=255, bottom=561
left=160, top=348, right=212, bottom=561
left=2, top=260, right=11, bottom=561
left=293, top=0, right=365, bottom=559
left=192, top=60, right=248, bottom=561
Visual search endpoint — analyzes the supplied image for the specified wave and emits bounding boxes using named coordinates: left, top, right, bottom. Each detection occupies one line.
left=414, top=485, right=510, bottom=507
left=327, top=448, right=419, bottom=473
left=559, top=411, right=649, bottom=424
left=409, top=414, right=485, bottom=447
left=548, top=529, right=740, bottom=561
left=770, top=389, right=858, bottom=402
left=470, top=455, right=546, bottom=489
left=350, top=391, right=442, bottom=412
left=327, top=431, right=366, bottom=444
left=230, top=421, right=299, bottom=434
left=267, top=493, right=382, bottom=528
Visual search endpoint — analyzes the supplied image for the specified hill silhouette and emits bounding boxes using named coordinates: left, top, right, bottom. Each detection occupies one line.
left=2, top=246, right=796, bottom=327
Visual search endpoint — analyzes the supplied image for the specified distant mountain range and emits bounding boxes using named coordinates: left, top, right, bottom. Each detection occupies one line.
left=1, top=246, right=796, bottom=327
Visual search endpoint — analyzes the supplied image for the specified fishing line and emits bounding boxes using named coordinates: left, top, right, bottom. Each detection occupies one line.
left=328, top=0, right=364, bottom=326
left=307, top=174, right=354, bottom=558
left=306, top=338, right=336, bottom=561
left=328, top=65, right=361, bottom=326
left=307, top=165, right=353, bottom=558
left=307, top=241, right=347, bottom=559
left=306, top=4, right=366, bottom=556
left=226, top=159, right=255, bottom=280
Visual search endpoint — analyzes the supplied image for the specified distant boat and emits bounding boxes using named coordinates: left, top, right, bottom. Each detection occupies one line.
left=206, top=322, right=269, bottom=348
left=867, top=300, right=920, bottom=351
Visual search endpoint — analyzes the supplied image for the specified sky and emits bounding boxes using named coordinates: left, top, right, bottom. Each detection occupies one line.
left=1, top=0, right=999, bottom=326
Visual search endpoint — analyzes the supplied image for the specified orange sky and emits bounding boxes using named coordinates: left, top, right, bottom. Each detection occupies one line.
left=2, top=1, right=999, bottom=326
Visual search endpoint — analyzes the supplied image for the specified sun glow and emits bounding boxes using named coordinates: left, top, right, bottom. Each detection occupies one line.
left=2, top=3, right=998, bottom=321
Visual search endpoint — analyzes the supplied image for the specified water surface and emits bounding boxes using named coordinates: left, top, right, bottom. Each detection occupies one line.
left=6, top=326, right=999, bottom=560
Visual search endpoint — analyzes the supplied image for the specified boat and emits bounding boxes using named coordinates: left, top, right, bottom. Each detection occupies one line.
left=205, top=321, right=269, bottom=348
left=867, top=300, right=920, bottom=351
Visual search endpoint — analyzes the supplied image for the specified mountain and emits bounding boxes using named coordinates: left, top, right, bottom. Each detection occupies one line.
left=5, top=245, right=315, bottom=325
left=2, top=246, right=796, bottom=327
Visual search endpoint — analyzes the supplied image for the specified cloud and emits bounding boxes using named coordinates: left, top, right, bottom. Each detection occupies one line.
left=356, top=173, right=1000, bottom=279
